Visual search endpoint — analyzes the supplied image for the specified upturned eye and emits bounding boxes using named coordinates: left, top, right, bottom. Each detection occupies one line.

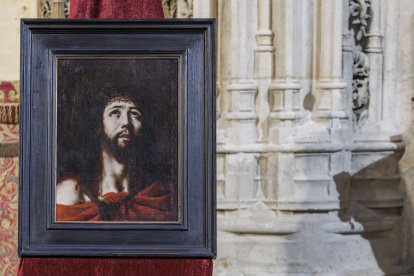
left=109, top=109, right=121, bottom=117
left=129, top=110, right=142, bottom=120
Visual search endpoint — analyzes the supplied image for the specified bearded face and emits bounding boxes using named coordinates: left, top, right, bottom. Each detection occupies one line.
left=100, top=98, right=142, bottom=154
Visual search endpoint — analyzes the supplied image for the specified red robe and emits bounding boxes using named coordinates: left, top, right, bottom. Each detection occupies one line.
left=56, top=181, right=178, bottom=222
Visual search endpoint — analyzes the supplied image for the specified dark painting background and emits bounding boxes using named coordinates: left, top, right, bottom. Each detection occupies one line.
left=56, top=57, right=179, bottom=191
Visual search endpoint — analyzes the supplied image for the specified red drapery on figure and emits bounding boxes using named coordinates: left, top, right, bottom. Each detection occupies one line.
left=56, top=181, right=178, bottom=221
left=19, top=1, right=213, bottom=275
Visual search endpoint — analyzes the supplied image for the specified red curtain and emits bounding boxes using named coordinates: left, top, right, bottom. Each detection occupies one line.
left=18, top=1, right=213, bottom=275
left=69, top=0, right=164, bottom=18
left=19, top=258, right=213, bottom=276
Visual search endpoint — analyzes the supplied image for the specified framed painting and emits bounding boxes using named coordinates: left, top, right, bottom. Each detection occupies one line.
left=19, top=19, right=216, bottom=257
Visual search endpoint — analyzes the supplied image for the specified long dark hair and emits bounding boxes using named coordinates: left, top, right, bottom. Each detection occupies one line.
left=57, top=83, right=158, bottom=202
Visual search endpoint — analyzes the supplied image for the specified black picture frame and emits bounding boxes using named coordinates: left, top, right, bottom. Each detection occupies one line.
left=19, top=19, right=216, bottom=257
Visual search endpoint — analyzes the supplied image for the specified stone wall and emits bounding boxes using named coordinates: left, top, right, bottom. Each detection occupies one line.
left=399, top=0, right=414, bottom=273
left=189, top=0, right=413, bottom=274
left=0, top=0, right=37, bottom=80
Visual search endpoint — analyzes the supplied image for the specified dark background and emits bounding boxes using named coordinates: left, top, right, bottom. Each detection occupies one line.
left=56, top=57, right=179, bottom=187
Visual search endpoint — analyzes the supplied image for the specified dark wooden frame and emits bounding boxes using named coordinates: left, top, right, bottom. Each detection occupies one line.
left=19, top=19, right=216, bottom=257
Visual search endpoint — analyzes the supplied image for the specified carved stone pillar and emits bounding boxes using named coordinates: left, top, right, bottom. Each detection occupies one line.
left=225, top=0, right=257, bottom=145
left=219, top=0, right=258, bottom=208
left=267, top=0, right=303, bottom=208
left=382, top=0, right=401, bottom=130
left=366, top=0, right=383, bottom=123
left=254, top=0, right=273, bottom=141
left=314, top=0, right=348, bottom=126
left=51, top=0, right=65, bottom=18
left=268, top=0, right=303, bottom=144
left=224, top=0, right=257, bottom=146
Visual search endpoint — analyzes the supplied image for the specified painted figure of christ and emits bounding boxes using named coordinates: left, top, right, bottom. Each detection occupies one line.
left=55, top=83, right=178, bottom=222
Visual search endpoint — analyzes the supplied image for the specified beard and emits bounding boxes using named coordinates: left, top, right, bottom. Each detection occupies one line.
left=100, top=131, right=140, bottom=163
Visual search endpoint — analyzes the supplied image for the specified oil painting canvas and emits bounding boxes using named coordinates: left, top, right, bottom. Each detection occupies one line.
left=55, top=57, right=179, bottom=222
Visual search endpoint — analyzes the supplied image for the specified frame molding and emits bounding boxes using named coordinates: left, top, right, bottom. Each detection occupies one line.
left=19, top=19, right=216, bottom=257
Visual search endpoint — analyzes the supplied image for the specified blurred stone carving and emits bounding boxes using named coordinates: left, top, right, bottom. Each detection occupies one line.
left=162, top=0, right=193, bottom=18
left=40, top=0, right=52, bottom=18
left=349, top=0, right=372, bottom=125
left=64, top=0, right=70, bottom=18
left=40, top=0, right=70, bottom=18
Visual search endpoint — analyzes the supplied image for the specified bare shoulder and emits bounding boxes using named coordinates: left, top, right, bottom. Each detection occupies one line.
left=56, top=177, right=90, bottom=205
